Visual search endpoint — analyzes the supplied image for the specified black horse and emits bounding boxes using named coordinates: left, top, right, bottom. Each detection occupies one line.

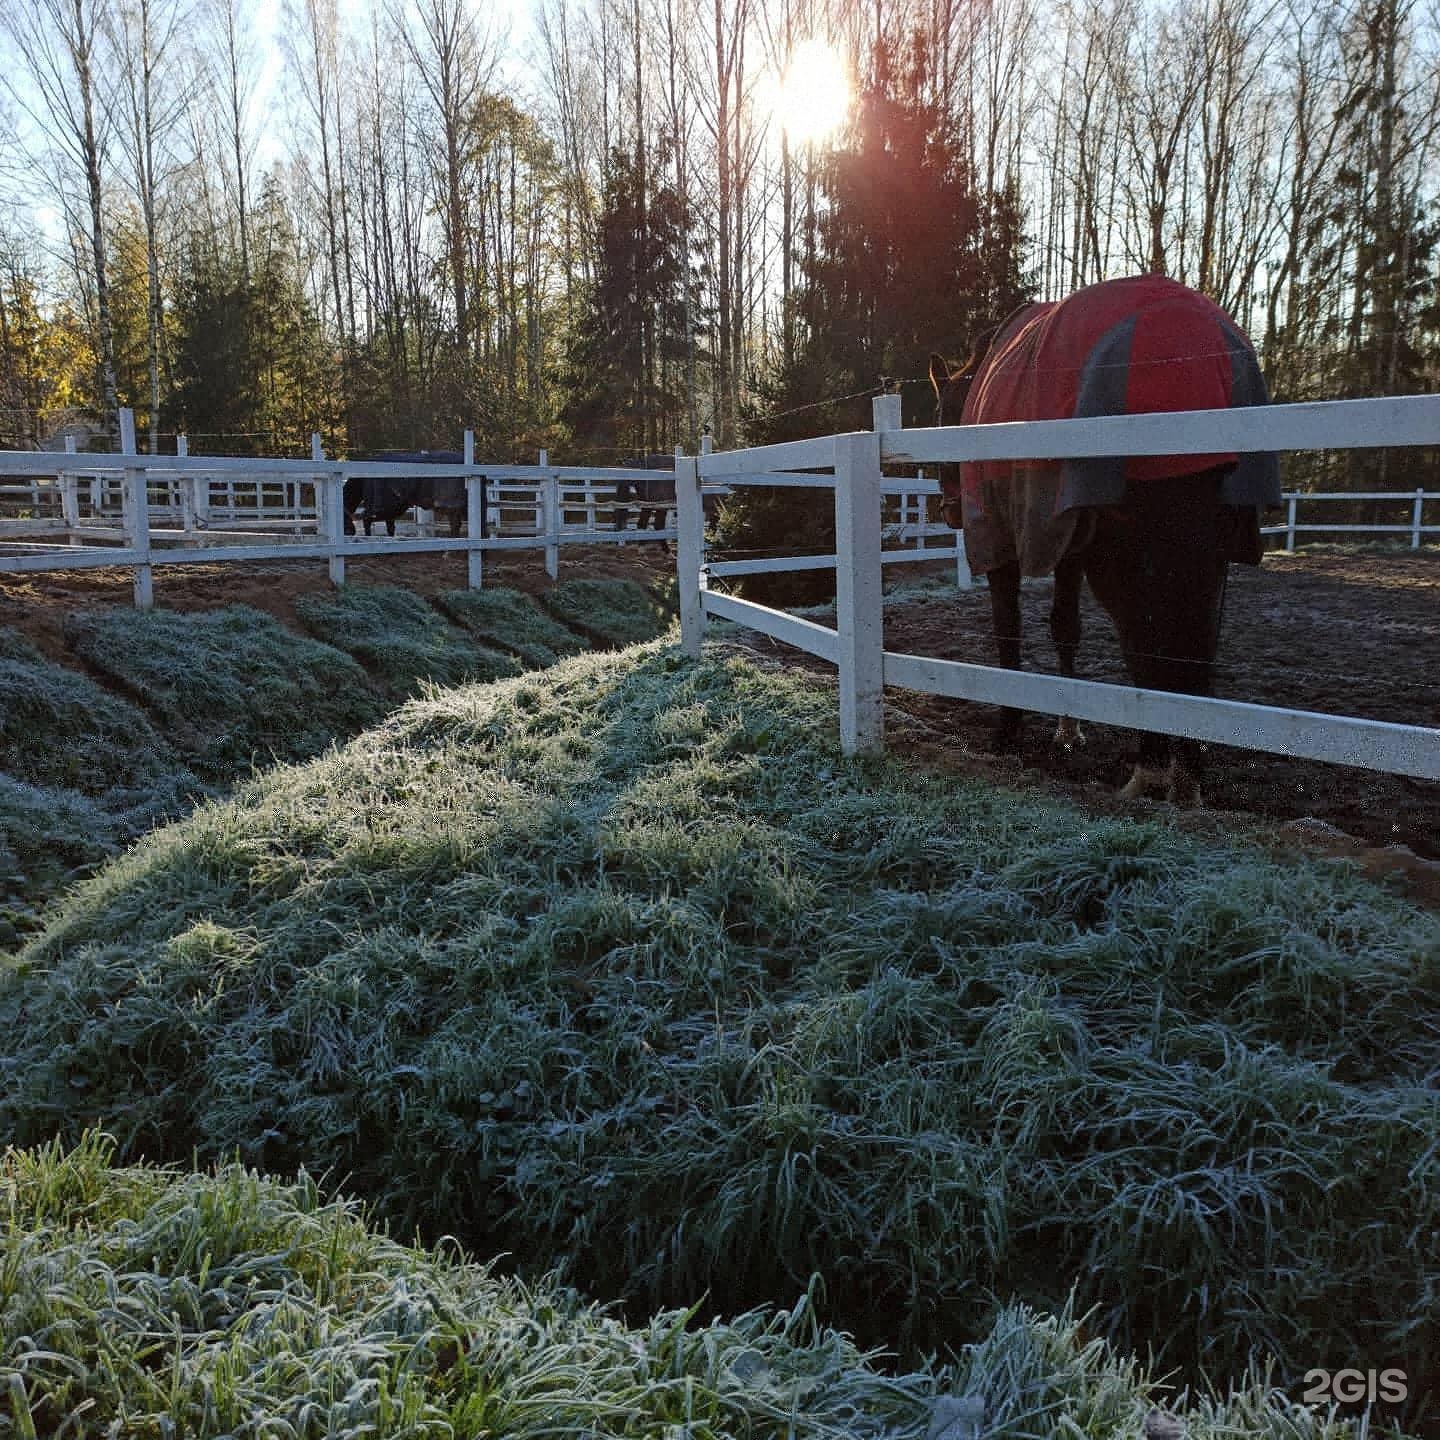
left=342, top=451, right=486, bottom=538
left=930, top=275, right=1279, bottom=804
left=613, top=453, right=676, bottom=535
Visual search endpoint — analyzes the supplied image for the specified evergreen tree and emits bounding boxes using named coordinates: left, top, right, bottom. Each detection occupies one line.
left=722, top=34, right=1030, bottom=601
left=170, top=177, right=338, bottom=454
left=562, top=141, right=705, bottom=460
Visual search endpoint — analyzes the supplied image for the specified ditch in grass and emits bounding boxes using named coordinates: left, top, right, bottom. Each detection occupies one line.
left=435, top=585, right=590, bottom=668
left=0, top=1132, right=1393, bottom=1438
left=2, top=645, right=1436, bottom=1426
left=540, top=576, right=674, bottom=646
left=296, top=584, right=523, bottom=694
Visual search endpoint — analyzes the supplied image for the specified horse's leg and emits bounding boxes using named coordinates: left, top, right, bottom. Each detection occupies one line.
left=986, top=559, right=1026, bottom=751
left=1082, top=527, right=1170, bottom=799
left=1158, top=548, right=1228, bottom=807
left=1050, top=553, right=1085, bottom=748
left=1090, top=475, right=1227, bottom=805
left=1141, top=474, right=1231, bottom=805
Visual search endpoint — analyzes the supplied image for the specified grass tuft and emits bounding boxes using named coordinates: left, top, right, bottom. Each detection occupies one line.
left=541, top=577, right=674, bottom=647
left=63, top=605, right=382, bottom=781
left=0, top=632, right=197, bottom=808
left=435, top=586, right=590, bottom=668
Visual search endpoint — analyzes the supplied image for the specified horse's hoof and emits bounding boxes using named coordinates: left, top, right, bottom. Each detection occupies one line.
left=1119, top=765, right=1167, bottom=801
left=1053, top=718, right=1085, bottom=750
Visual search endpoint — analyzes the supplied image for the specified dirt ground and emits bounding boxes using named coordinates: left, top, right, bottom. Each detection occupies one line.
left=882, top=548, right=1440, bottom=890
left=0, top=543, right=676, bottom=665
left=3, top=542, right=1437, bottom=900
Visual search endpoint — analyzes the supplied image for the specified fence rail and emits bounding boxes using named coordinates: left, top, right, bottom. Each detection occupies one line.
left=675, top=392, right=1440, bottom=781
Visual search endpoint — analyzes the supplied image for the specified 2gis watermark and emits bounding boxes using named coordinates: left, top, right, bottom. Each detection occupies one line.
left=1302, top=1368, right=1408, bottom=1406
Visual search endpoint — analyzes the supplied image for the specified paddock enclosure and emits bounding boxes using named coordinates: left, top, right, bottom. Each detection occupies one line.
left=677, top=393, right=1440, bottom=841
left=749, top=551, right=1440, bottom=866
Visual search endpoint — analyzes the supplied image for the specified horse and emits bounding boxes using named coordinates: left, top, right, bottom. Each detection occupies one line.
left=929, top=274, right=1280, bottom=804
left=613, top=453, right=676, bottom=536
left=342, top=451, right=485, bottom=538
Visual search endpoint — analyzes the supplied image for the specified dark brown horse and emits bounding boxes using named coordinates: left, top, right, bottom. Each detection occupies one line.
left=930, top=275, right=1279, bottom=804
left=613, top=453, right=677, bottom=535
left=343, top=452, right=485, bottom=538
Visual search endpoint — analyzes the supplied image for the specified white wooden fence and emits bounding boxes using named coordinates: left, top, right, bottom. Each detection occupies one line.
left=674, top=392, right=1440, bottom=781
left=0, top=411, right=690, bottom=608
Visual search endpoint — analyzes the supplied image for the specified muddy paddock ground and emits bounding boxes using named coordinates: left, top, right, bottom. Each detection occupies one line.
left=890, top=548, right=1438, bottom=861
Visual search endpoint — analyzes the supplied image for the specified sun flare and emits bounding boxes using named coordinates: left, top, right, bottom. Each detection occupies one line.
left=769, top=39, right=851, bottom=147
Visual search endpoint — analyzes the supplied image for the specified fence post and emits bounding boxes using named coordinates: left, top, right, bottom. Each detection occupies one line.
left=1286, top=494, right=1298, bottom=550
left=870, top=390, right=906, bottom=561
left=61, top=435, right=79, bottom=541
left=956, top=528, right=973, bottom=591
left=871, top=392, right=902, bottom=433
left=176, top=433, right=197, bottom=537
left=542, top=449, right=559, bottom=580
left=1412, top=489, right=1425, bottom=549
left=326, top=471, right=346, bottom=587
left=119, top=408, right=152, bottom=610
left=310, top=433, right=325, bottom=542
left=676, top=454, right=704, bottom=656
left=465, top=429, right=484, bottom=589
left=191, top=434, right=211, bottom=529
left=834, top=430, right=885, bottom=756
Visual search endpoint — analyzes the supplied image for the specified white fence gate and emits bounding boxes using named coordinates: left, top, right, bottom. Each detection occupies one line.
left=675, top=393, right=1440, bottom=781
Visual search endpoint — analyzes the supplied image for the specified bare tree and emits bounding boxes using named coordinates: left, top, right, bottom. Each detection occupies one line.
left=393, top=0, right=496, bottom=359
left=111, top=0, right=189, bottom=447
left=209, top=0, right=257, bottom=279
left=1, top=0, right=121, bottom=435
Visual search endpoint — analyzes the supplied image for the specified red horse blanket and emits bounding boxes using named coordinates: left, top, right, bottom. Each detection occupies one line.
left=952, top=275, right=1280, bottom=576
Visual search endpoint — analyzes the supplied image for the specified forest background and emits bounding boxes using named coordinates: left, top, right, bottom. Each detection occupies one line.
left=0, top=0, right=1436, bottom=491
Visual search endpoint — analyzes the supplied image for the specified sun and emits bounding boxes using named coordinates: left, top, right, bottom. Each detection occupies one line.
left=768, top=39, right=851, bottom=148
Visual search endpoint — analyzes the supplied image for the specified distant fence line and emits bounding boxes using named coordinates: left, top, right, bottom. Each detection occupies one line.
left=0, top=411, right=695, bottom=609
left=673, top=392, right=1440, bottom=782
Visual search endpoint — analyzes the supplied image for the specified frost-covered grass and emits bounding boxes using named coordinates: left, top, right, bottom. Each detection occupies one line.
left=541, top=577, right=673, bottom=646
left=2, top=645, right=1437, bottom=1421
left=0, top=776, right=121, bottom=944
left=435, top=586, right=589, bottom=668
left=0, top=1133, right=1384, bottom=1439
left=297, top=585, right=523, bottom=694
left=0, top=630, right=198, bottom=809
left=0, top=632, right=202, bottom=936
left=64, top=605, right=382, bottom=781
